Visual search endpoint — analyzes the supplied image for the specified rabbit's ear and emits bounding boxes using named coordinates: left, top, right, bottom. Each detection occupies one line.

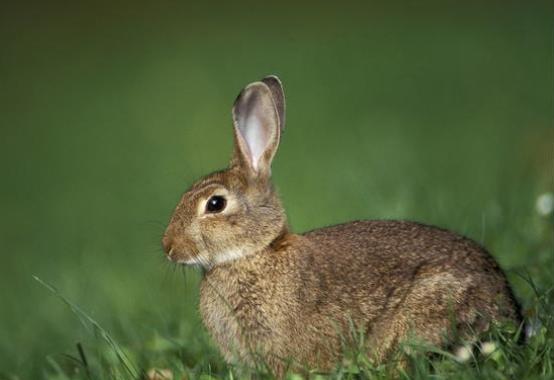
left=261, top=75, right=286, bottom=132
left=232, top=81, right=280, bottom=178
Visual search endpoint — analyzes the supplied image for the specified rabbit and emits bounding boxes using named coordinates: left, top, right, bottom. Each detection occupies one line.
left=161, top=75, right=522, bottom=376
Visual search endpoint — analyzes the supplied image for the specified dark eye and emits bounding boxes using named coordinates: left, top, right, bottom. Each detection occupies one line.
left=206, top=195, right=227, bottom=213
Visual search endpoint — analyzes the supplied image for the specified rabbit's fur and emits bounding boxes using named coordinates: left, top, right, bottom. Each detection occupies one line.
left=162, top=76, right=521, bottom=375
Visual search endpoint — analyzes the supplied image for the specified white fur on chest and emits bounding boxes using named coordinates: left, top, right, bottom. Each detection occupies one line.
left=185, top=248, right=251, bottom=268
left=213, top=248, right=249, bottom=265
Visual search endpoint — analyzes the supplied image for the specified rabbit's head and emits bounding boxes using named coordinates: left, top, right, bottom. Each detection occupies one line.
left=162, top=76, right=287, bottom=268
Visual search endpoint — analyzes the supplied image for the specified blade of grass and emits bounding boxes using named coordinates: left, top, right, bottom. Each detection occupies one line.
left=33, top=275, right=139, bottom=379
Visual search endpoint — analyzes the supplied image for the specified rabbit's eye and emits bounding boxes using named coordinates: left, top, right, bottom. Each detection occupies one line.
left=206, top=195, right=227, bottom=213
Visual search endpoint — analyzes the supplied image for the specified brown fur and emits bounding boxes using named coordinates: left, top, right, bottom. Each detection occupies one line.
left=162, top=76, right=521, bottom=376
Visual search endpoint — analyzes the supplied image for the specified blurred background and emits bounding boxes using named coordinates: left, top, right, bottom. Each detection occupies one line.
left=1, top=1, right=552, bottom=378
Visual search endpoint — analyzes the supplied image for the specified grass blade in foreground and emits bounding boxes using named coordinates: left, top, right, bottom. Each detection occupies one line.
left=33, top=275, right=139, bottom=379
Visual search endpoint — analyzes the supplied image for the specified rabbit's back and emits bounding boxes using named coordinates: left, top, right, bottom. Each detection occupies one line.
left=301, top=220, right=519, bottom=321
left=302, top=219, right=508, bottom=286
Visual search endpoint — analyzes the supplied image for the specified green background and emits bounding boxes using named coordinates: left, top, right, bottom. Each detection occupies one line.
left=1, top=1, right=552, bottom=378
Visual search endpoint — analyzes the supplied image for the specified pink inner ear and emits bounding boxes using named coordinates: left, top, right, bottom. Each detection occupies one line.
left=233, top=83, right=280, bottom=173
left=242, top=114, right=270, bottom=171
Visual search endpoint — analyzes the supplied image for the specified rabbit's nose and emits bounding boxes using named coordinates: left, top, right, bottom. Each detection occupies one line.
left=161, top=234, right=173, bottom=255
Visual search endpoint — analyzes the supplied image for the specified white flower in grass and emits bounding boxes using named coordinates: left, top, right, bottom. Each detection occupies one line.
left=536, top=192, right=554, bottom=216
left=525, top=317, right=542, bottom=339
left=480, top=341, right=497, bottom=355
left=146, top=369, right=173, bottom=380
left=454, top=345, right=473, bottom=363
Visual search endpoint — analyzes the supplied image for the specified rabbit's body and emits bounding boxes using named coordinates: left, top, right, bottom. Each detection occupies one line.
left=200, top=220, right=520, bottom=373
left=162, top=76, right=521, bottom=375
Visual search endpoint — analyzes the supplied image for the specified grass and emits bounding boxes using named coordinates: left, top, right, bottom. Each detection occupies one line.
left=28, top=273, right=554, bottom=379
left=0, top=1, right=552, bottom=379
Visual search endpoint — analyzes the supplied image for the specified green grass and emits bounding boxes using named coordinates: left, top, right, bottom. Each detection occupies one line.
left=0, top=1, right=552, bottom=379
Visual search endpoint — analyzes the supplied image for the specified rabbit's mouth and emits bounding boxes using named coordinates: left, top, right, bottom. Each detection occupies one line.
left=162, top=231, right=208, bottom=265
left=166, top=247, right=212, bottom=268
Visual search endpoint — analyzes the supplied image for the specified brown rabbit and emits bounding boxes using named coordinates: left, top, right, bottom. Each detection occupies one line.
left=162, top=76, right=521, bottom=376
